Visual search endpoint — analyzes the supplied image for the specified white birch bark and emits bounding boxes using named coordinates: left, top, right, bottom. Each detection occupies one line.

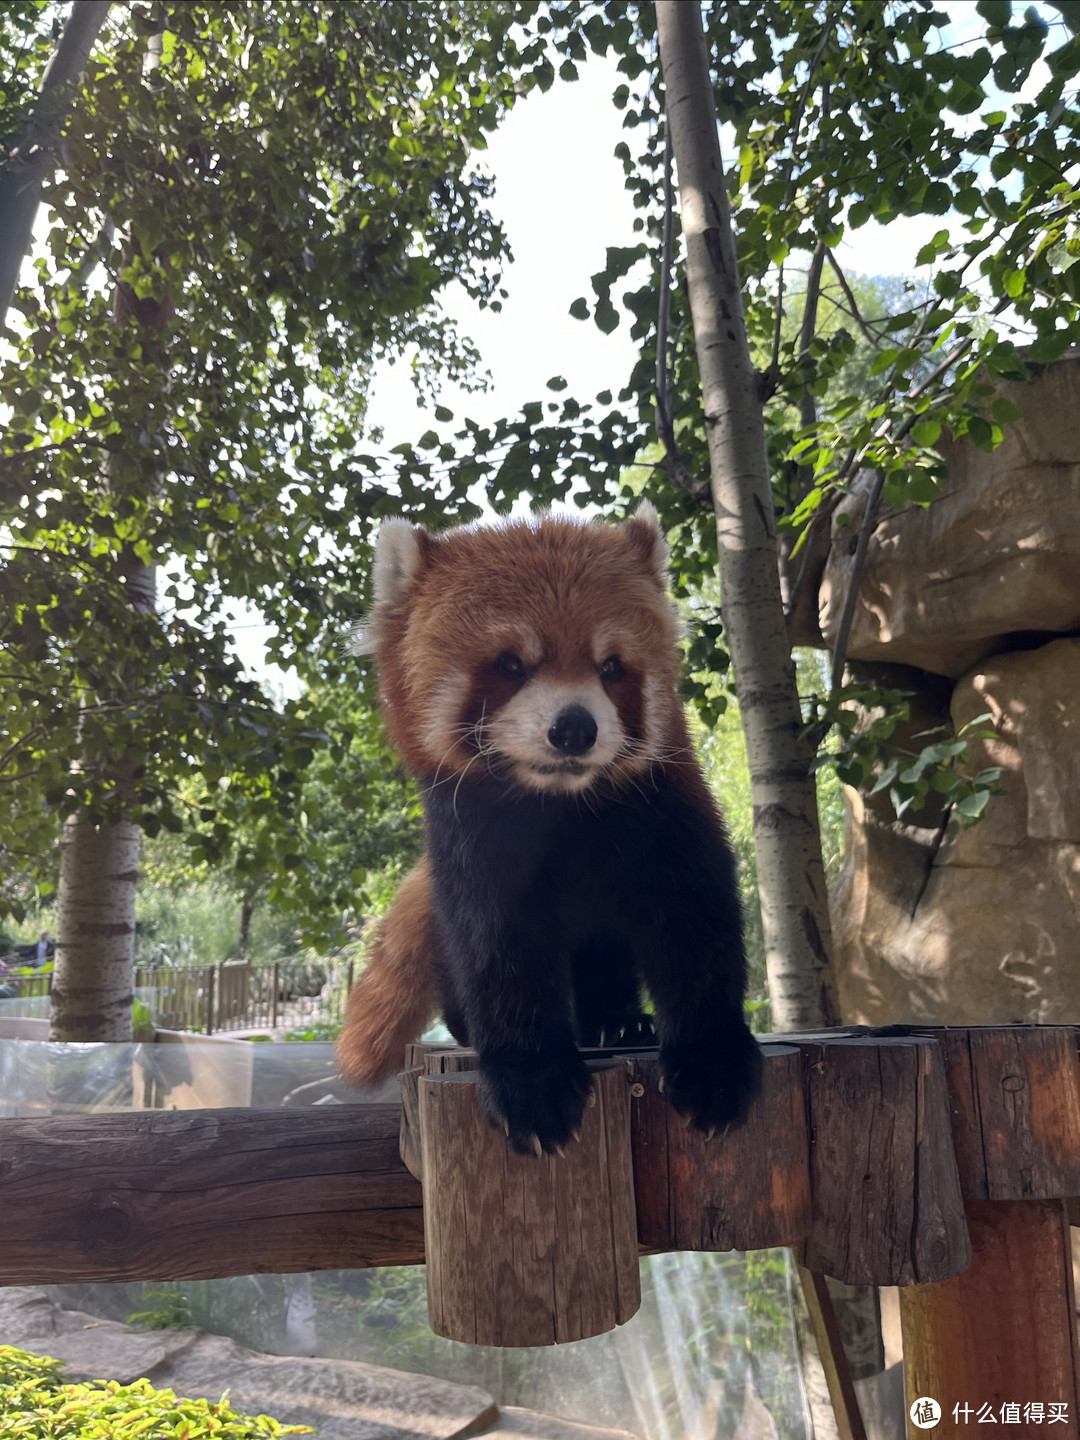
left=655, top=0, right=840, bottom=1030
left=52, top=812, right=139, bottom=1040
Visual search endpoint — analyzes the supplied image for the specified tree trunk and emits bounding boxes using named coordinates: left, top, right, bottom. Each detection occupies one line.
left=655, top=0, right=840, bottom=1031
left=238, top=891, right=255, bottom=960
left=51, top=813, right=139, bottom=1040
left=0, top=1, right=112, bottom=325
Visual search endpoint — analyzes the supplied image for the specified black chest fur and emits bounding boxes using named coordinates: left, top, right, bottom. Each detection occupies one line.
left=416, top=765, right=758, bottom=1152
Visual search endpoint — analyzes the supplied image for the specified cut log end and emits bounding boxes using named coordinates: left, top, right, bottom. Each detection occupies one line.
left=418, top=1061, right=640, bottom=1347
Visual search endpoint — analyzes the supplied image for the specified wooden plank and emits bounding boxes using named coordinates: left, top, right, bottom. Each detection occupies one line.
left=0, top=1104, right=424, bottom=1284
left=900, top=1200, right=1080, bottom=1436
left=797, top=1263, right=868, bottom=1440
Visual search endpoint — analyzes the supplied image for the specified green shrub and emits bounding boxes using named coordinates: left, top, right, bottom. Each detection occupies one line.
left=0, top=1344, right=311, bottom=1436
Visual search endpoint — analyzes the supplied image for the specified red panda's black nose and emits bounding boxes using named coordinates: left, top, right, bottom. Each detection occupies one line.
left=548, top=705, right=598, bottom=756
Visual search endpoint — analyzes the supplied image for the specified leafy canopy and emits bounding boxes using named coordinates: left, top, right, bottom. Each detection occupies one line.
left=0, top=0, right=554, bottom=924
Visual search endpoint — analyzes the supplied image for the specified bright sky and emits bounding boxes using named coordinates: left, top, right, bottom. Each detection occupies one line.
left=363, top=55, right=945, bottom=452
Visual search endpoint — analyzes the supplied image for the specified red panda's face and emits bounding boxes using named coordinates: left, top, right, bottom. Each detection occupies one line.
left=356, top=506, right=687, bottom=795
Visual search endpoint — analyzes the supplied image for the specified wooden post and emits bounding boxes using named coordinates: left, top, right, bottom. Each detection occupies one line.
left=631, top=1043, right=811, bottom=1251
left=900, top=1200, right=1080, bottom=1436
left=204, top=965, right=216, bottom=1036
left=898, top=1026, right=1080, bottom=1435
left=797, top=1264, right=869, bottom=1440
left=418, top=1061, right=640, bottom=1346
left=796, top=1034, right=971, bottom=1285
left=931, top=1025, right=1080, bottom=1200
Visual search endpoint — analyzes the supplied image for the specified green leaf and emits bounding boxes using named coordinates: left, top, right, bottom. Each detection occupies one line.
left=868, top=348, right=900, bottom=377
left=976, top=0, right=1012, bottom=26
left=1028, top=329, right=1071, bottom=363
left=955, top=789, right=991, bottom=821
left=1046, top=1, right=1080, bottom=33
left=915, top=229, right=952, bottom=266
left=966, top=415, right=1000, bottom=450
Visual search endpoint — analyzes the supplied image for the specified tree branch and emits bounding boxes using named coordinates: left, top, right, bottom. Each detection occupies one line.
left=823, top=249, right=892, bottom=349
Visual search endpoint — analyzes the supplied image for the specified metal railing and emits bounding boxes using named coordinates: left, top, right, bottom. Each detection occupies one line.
left=0, top=958, right=355, bottom=1036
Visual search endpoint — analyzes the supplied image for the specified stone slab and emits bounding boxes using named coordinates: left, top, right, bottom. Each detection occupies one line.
left=0, top=1287, right=497, bottom=1440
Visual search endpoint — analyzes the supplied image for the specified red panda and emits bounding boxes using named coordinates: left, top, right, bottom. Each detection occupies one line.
left=337, top=503, right=761, bottom=1154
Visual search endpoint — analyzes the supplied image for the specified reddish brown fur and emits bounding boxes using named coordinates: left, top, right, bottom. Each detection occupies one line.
left=337, top=855, right=436, bottom=1086
left=339, top=512, right=693, bottom=1085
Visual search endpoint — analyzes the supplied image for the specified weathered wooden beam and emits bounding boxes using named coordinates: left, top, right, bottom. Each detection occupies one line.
left=900, top=1200, right=1080, bottom=1436
left=0, top=1104, right=424, bottom=1285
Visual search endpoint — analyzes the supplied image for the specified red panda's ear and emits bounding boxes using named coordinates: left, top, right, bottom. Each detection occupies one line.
left=351, top=519, right=432, bottom=654
left=621, top=500, right=669, bottom=583
left=371, top=518, right=432, bottom=607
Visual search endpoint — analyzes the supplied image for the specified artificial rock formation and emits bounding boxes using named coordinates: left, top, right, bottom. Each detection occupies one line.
left=823, top=357, right=1080, bottom=1027
left=819, top=356, right=1080, bottom=679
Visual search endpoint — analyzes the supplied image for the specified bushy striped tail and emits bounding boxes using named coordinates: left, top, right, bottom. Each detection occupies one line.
left=337, top=856, right=436, bottom=1086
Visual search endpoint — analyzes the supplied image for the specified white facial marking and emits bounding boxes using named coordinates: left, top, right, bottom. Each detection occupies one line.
left=487, top=677, right=625, bottom=793
left=420, top=672, right=471, bottom=764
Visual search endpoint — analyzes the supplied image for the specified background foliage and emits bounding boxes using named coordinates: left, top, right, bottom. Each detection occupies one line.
left=0, top=0, right=549, bottom=931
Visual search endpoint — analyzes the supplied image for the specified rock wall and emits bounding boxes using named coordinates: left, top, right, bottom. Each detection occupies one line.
left=821, top=357, right=1080, bottom=1026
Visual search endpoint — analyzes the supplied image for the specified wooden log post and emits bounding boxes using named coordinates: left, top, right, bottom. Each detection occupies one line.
left=631, top=1042, right=811, bottom=1252
left=899, top=1026, right=1080, bottom=1436
left=418, top=1061, right=640, bottom=1347
left=900, top=1200, right=1080, bottom=1436
left=794, top=1034, right=971, bottom=1286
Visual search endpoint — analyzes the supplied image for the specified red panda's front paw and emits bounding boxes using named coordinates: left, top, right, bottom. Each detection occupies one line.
left=478, top=1048, right=592, bottom=1156
left=660, top=1025, right=762, bottom=1134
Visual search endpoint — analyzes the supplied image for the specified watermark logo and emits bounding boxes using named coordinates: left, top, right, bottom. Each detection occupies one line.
left=910, top=1397, right=942, bottom=1429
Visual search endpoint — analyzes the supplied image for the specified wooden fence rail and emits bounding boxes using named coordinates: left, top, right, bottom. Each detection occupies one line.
left=0, top=1103, right=423, bottom=1284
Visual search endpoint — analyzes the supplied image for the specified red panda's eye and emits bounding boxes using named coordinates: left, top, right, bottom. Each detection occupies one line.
left=495, top=652, right=526, bottom=682
left=600, top=655, right=624, bottom=682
